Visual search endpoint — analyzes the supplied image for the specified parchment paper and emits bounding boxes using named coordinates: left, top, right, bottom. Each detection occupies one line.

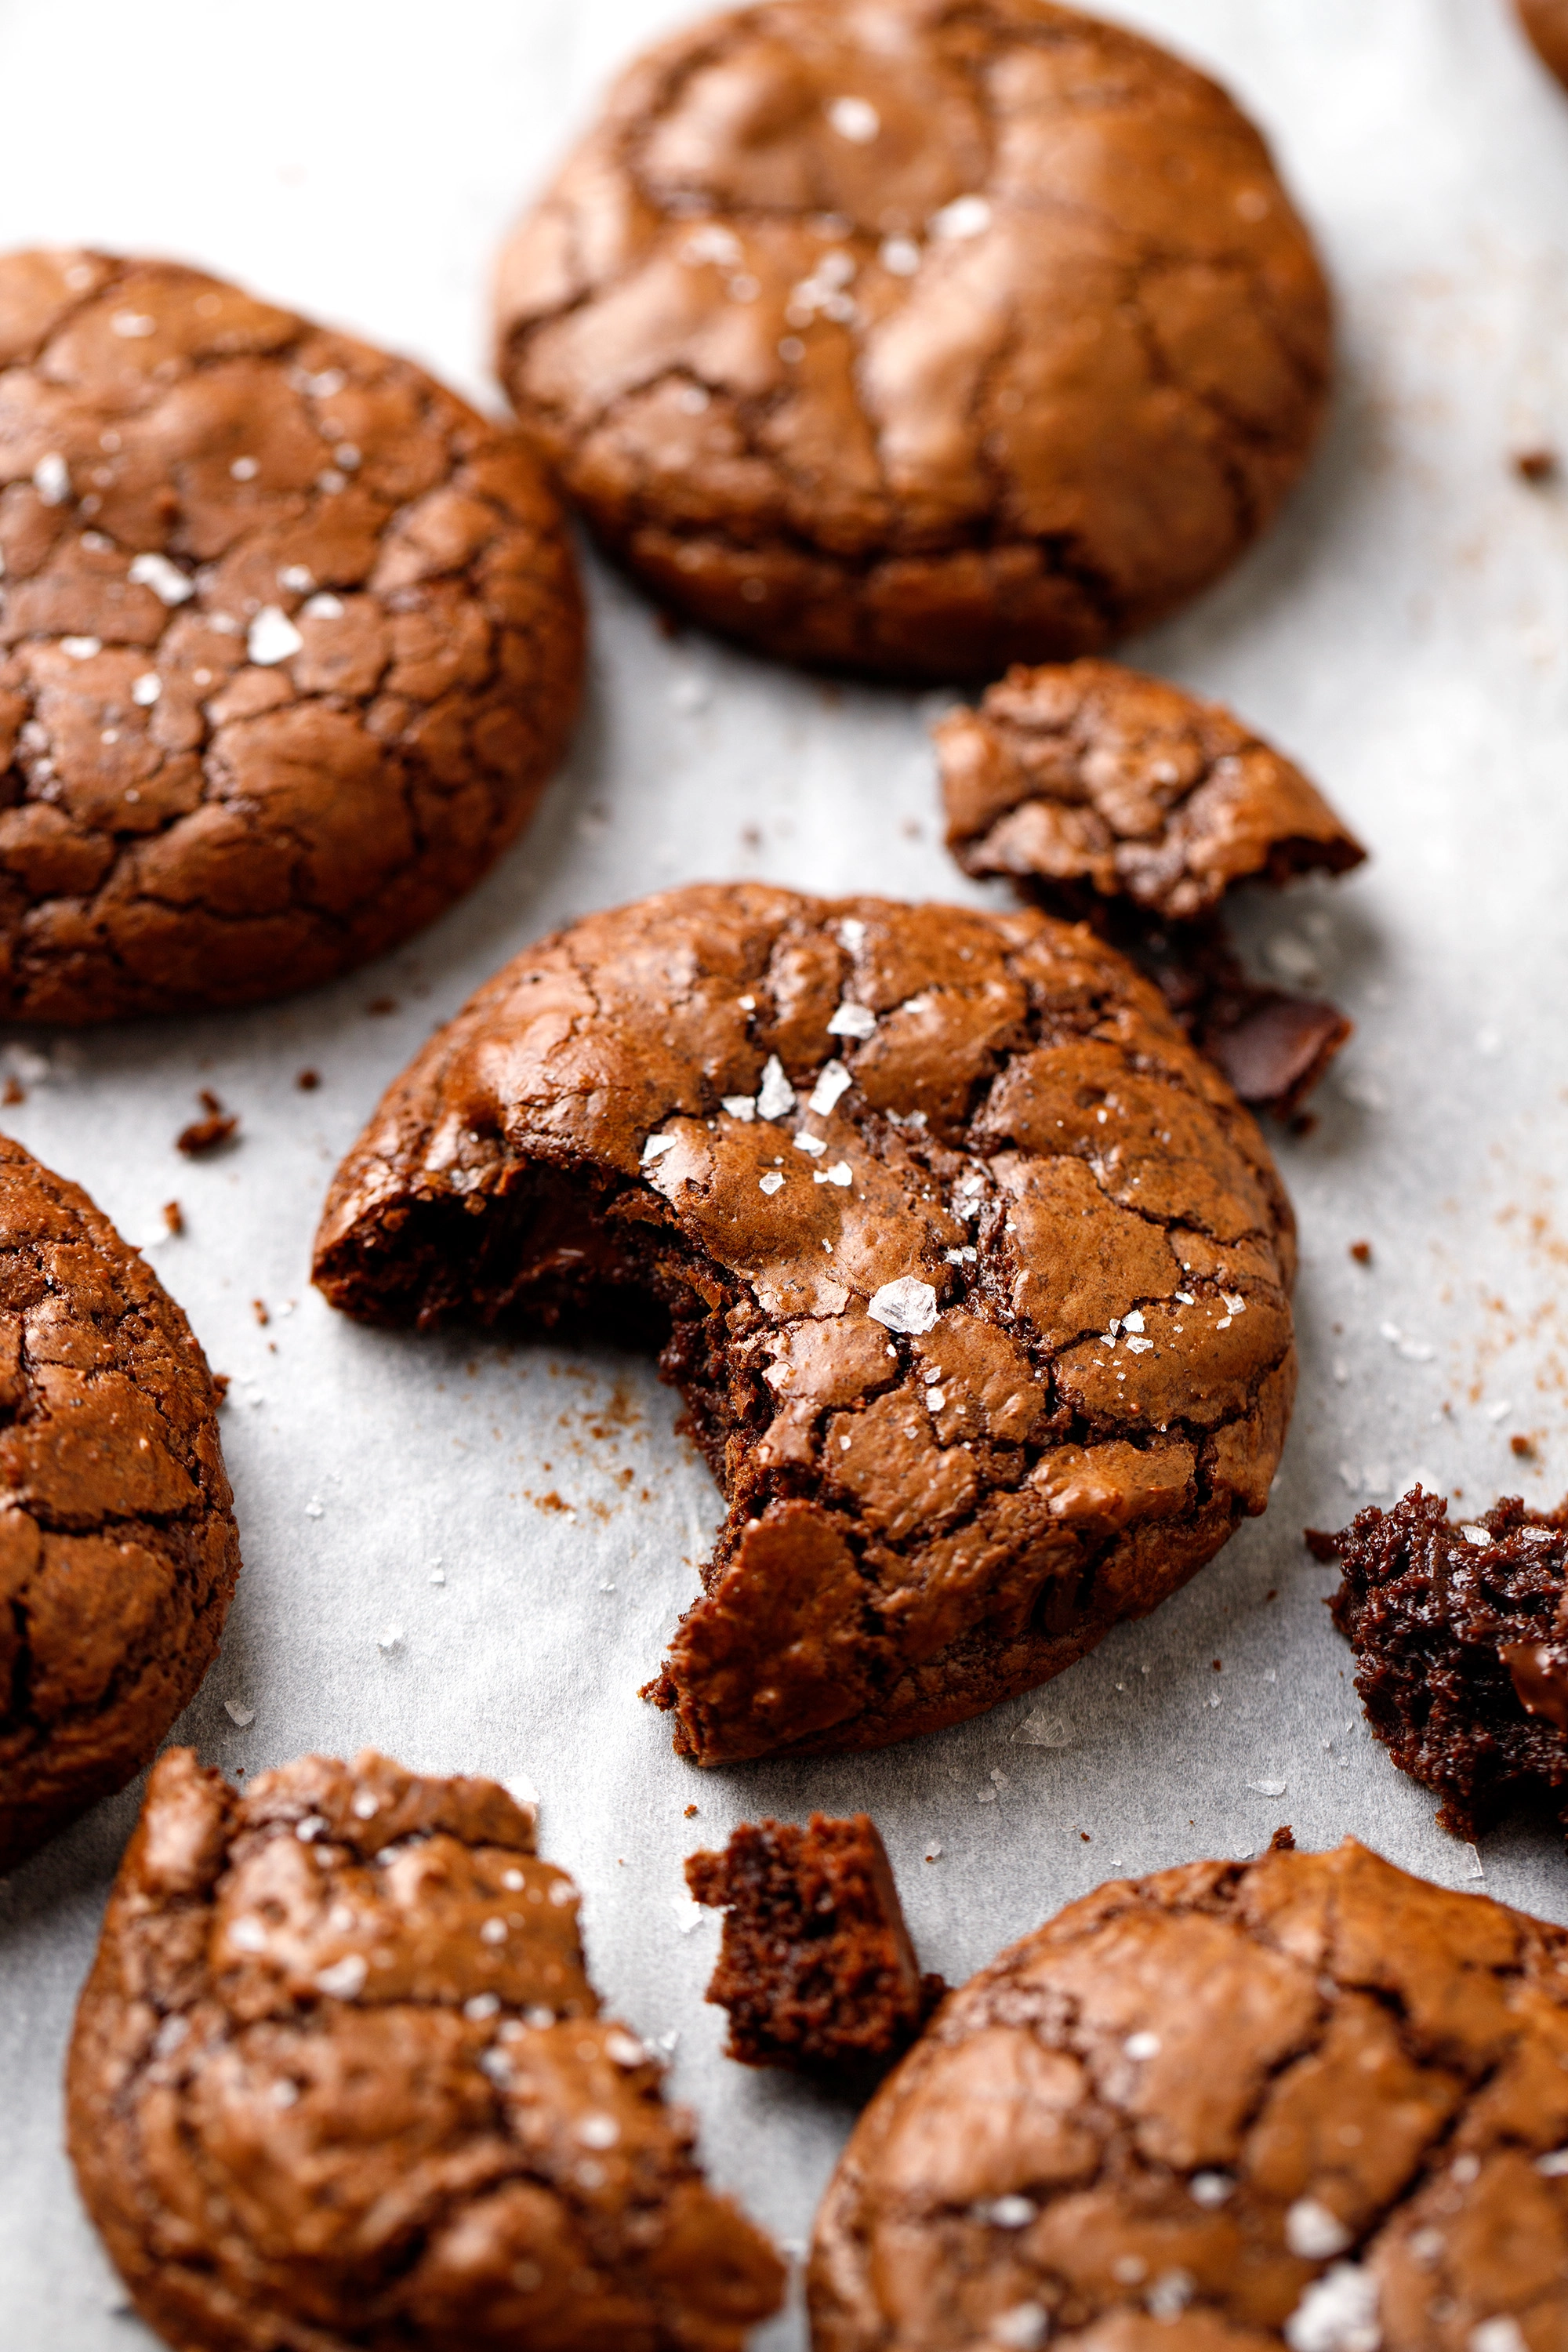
left=2, top=2, right=1567, bottom=2341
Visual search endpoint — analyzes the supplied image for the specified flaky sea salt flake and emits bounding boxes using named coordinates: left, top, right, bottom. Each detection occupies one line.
left=249, top=606, right=303, bottom=666
left=868, top=1276, right=939, bottom=1335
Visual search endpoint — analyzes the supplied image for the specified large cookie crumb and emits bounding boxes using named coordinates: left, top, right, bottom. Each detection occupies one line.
left=1315, top=1484, right=1568, bottom=1838
left=687, top=1812, right=943, bottom=2074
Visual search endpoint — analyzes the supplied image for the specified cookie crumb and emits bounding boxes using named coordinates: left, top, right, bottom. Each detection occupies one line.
left=212, top=1373, right=230, bottom=1403
left=2, top=1076, right=23, bottom=1107
left=296, top=1068, right=321, bottom=1091
left=686, top=1814, right=942, bottom=2076
left=252, top=1299, right=269, bottom=1327
left=1515, top=448, right=1559, bottom=484
left=366, top=996, right=397, bottom=1016
left=162, top=1200, right=184, bottom=1236
left=1512, top=1435, right=1537, bottom=1460
left=1268, top=1824, right=1297, bottom=1852
left=1349, top=1240, right=1372, bottom=1265
left=684, top=1803, right=698, bottom=1817
left=176, top=1113, right=238, bottom=1156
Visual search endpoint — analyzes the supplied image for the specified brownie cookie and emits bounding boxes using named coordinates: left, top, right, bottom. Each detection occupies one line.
left=1519, top=0, right=1568, bottom=88
left=313, top=883, right=1298, bottom=1764
left=0, top=249, right=583, bottom=1021
left=0, top=1135, right=238, bottom=1873
left=687, top=1813, right=942, bottom=2074
left=810, top=1837, right=1568, bottom=2350
left=938, top=660, right=1366, bottom=1116
left=1312, top=1485, right=1568, bottom=1840
left=495, top=0, right=1331, bottom=681
left=67, top=1747, right=786, bottom=2351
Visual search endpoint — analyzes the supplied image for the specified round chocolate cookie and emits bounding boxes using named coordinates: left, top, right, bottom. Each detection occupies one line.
left=495, top=0, right=1331, bottom=681
left=313, top=884, right=1298, bottom=1764
left=0, top=249, right=584, bottom=1021
left=810, top=1838, right=1568, bottom=2350
left=0, top=1134, right=238, bottom=1873
left=1519, top=0, right=1568, bottom=88
left=67, top=1747, right=786, bottom=2352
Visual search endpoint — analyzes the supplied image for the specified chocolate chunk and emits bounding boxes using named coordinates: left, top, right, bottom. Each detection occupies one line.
left=687, top=1813, right=942, bottom=2074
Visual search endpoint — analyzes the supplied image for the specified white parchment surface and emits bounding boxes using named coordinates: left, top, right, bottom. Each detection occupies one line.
left=2, top=2, right=1567, bottom=2342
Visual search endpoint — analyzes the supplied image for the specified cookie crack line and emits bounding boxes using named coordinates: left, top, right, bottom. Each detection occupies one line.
left=0, top=245, right=585, bottom=1021
left=313, top=882, right=1298, bottom=1765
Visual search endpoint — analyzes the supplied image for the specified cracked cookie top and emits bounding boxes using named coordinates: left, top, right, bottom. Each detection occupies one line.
left=0, top=249, right=584, bottom=1021
left=313, top=883, right=1298, bottom=1764
left=495, top=0, right=1331, bottom=681
left=809, top=1838, right=1568, bottom=2352
left=67, top=1747, right=785, bottom=2352
left=0, top=1134, right=238, bottom=1872
left=936, top=660, right=1363, bottom=926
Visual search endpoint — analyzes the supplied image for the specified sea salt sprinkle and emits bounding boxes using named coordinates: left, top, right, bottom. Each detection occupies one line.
left=827, top=95, right=880, bottom=142
left=314, top=1955, right=368, bottom=1999
left=827, top=1000, right=877, bottom=1040
left=759, top=1171, right=785, bottom=1196
left=868, top=1276, right=939, bottom=1336
left=129, top=550, right=195, bottom=604
left=808, top=1059, right=852, bottom=1115
left=249, top=606, right=303, bottom=666
left=1283, top=2263, right=1379, bottom=2352
left=757, top=1055, right=796, bottom=1120
left=641, top=1132, right=679, bottom=1165
left=1286, top=2198, right=1352, bottom=2259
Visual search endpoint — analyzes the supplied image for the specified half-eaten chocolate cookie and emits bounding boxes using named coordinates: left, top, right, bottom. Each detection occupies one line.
left=314, top=884, right=1298, bottom=1764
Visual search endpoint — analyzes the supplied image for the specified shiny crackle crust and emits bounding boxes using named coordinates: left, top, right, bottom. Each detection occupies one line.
left=494, top=0, right=1332, bottom=681
left=312, top=883, right=1298, bottom=1765
left=0, top=249, right=584, bottom=1022
left=1519, top=0, right=1568, bottom=89
left=809, top=1838, right=1568, bottom=2352
left=67, top=1748, right=785, bottom=2352
left=0, top=1136, right=238, bottom=1872
left=936, top=659, right=1363, bottom=927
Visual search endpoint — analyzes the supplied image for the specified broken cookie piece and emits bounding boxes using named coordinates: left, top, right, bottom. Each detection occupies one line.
left=67, top=1748, right=786, bottom=2352
left=936, top=659, right=1365, bottom=1116
left=1313, top=1485, right=1568, bottom=1838
left=687, top=1813, right=943, bottom=2075
left=313, top=884, right=1301, bottom=1764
